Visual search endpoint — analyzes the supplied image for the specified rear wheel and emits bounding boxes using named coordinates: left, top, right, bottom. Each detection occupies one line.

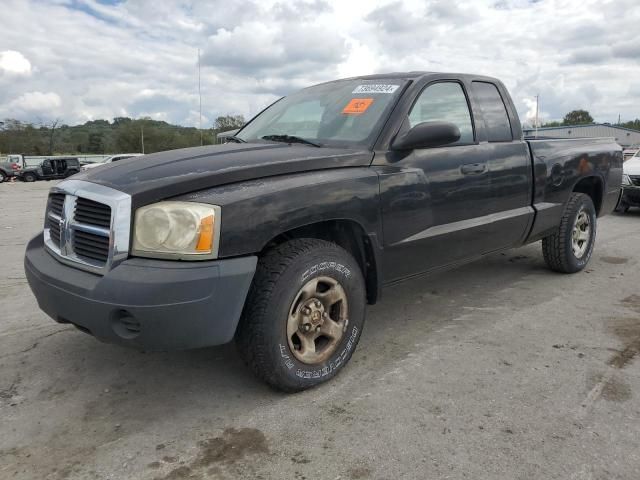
left=236, top=238, right=366, bottom=392
left=542, top=193, right=596, bottom=273
left=22, top=172, right=37, bottom=182
left=0, top=171, right=6, bottom=183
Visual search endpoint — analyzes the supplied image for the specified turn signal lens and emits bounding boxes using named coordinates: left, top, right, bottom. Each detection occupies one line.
left=196, top=215, right=215, bottom=252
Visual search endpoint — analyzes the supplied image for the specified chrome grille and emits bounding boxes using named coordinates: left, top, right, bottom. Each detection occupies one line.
left=43, top=180, right=132, bottom=275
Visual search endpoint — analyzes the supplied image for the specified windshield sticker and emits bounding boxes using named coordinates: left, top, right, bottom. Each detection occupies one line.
left=352, top=84, right=399, bottom=94
left=342, top=98, right=374, bottom=115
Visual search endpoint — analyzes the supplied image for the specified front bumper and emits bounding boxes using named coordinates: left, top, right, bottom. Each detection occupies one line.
left=24, top=234, right=257, bottom=350
left=621, top=185, right=640, bottom=207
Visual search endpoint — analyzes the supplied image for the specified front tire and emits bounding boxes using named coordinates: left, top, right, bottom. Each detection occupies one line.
left=542, top=193, right=596, bottom=273
left=22, top=173, right=37, bottom=182
left=236, top=239, right=366, bottom=392
left=0, top=171, right=6, bottom=183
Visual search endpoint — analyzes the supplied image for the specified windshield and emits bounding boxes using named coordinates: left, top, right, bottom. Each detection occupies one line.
left=236, top=79, right=407, bottom=148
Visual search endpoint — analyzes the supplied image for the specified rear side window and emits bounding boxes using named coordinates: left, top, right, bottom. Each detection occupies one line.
left=471, top=82, right=513, bottom=142
left=409, top=82, right=474, bottom=145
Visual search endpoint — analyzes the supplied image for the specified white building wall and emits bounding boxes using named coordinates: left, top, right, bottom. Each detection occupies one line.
left=523, top=124, right=640, bottom=147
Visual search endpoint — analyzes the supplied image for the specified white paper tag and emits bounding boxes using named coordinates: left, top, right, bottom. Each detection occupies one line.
left=352, top=84, right=399, bottom=94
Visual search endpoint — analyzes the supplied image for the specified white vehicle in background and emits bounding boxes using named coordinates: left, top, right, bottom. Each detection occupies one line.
left=617, top=149, right=640, bottom=213
left=81, top=153, right=142, bottom=171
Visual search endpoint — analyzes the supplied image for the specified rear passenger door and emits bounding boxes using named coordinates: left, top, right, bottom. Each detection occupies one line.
left=469, top=81, right=533, bottom=249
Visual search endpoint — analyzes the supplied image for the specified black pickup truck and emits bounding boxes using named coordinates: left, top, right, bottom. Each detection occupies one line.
left=20, top=157, right=81, bottom=182
left=25, top=72, right=622, bottom=391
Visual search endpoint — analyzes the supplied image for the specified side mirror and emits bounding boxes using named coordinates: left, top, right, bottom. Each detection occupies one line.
left=392, top=121, right=461, bottom=150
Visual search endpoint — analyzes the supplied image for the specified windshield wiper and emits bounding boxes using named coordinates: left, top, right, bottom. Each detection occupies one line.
left=261, top=134, right=321, bottom=147
left=225, top=135, right=246, bottom=143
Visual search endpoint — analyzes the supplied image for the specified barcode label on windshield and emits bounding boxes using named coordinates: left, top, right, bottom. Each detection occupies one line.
left=352, top=84, right=399, bottom=94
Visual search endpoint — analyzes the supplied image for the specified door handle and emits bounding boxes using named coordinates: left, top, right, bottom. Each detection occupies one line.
left=460, top=163, right=487, bottom=175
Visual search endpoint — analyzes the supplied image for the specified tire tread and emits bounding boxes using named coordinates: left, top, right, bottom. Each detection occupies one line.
left=542, top=192, right=593, bottom=273
left=236, top=238, right=359, bottom=392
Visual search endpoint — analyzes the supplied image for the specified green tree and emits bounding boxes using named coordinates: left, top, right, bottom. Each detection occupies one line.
left=621, top=119, right=640, bottom=131
left=562, top=110, right=593, bottom=126
left=213, top=114, right=245, bottom=132
left=87, top=132, right=104, bottom=153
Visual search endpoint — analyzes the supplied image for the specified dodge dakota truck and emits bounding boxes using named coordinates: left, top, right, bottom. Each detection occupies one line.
left=24, top=72, right=622, bottom=391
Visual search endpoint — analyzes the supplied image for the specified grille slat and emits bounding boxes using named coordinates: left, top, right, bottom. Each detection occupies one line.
left=49, top=193, right=65, bottom=216
left=75, top=198, right=111, bottom=228
left=72, top=197, right=112, bottom=264
left=73, top=229, right=110, bottom=263
left=47, top=193, right=65, bottom=248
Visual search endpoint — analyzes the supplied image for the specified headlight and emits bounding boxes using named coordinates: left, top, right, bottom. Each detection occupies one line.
left=622, top=174, right=632, bottom=186
left=132, top=202, right=221, bottom=260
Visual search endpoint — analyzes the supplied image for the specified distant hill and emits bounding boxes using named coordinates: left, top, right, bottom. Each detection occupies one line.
left=0, top=117, right=222, bottom=156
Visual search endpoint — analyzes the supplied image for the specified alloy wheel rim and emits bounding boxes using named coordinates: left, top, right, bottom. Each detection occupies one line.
left=287, top=276, right=349, bottom=365
left=571, top=208, right=591, bottom=258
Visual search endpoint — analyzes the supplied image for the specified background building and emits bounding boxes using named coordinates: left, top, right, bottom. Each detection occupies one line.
left=523, top=124, right=640, bottom=148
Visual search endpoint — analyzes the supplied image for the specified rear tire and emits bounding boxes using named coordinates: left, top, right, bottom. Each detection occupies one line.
left=236, top=238, right=366, bottom=392
left=542, top=193, right=596, bottom=273
left=0, top=171, right=6, bottom=183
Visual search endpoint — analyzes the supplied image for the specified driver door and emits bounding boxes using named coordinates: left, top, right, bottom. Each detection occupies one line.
left=378, top=81, right=492, bottom=282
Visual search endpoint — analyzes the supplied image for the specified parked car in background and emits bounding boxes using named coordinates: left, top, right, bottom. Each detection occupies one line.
left=617, top=149, right=640, bottom=212
left=20, top=157, right=80, bottom=182
left=25, top=72, right=622, bottom=392
left=0, top=160, right=21, bottom=183
left=81, top=153, right=142, bottom=171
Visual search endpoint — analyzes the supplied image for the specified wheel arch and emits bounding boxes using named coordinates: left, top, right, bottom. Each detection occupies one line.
left=572, top=175, right=604, bottom=215
left=261, top=219, right=381, bottom=305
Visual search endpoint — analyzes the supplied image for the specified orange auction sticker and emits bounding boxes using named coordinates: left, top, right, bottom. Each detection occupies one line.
left=342, top=98, right=374, bottom=115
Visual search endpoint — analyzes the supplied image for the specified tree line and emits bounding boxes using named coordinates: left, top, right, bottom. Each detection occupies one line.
left=539, top=109, right=640, bottom=130
left=0, top=115, right=245, bottom=156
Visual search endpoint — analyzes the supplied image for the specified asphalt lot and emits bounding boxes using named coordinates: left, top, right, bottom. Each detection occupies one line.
left=1, top=180, right=639, bottom=480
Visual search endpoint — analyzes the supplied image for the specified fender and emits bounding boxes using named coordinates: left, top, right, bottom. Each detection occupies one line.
left=173, top=167, right=383, bottom=258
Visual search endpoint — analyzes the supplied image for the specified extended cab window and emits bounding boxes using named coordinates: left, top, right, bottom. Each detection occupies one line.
left=471, top=82, right=513, bottom=142
left=409, top=82, right=474, bottom=145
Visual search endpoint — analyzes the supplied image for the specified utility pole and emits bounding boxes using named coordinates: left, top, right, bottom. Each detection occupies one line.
left=141, top=124, right=145, bottom=154
left=534, top=94, right=539, bottom=138
left=198, top=48, right=203, bottom=146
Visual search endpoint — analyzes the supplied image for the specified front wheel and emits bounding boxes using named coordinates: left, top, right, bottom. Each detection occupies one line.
left=0, top=171, right=6, bottom=183
left=22, top=173, right=37, bottom=182
left=542, top=193, right=596, bottom=273
left=236, top=238, right=366, bottom=392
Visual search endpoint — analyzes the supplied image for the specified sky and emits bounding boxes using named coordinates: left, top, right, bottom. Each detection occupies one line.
left=0, top=0, right=638, bottom=128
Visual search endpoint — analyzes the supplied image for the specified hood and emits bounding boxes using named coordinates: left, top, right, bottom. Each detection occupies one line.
left=82, top=163, right=104, bottom=170
left=75, top=143, right=373, bottom=206
left=624, top=157, right=640, bottom=176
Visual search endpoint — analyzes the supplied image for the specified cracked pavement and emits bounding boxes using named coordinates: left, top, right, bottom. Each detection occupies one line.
left=1, top=181, right=639, bottom=479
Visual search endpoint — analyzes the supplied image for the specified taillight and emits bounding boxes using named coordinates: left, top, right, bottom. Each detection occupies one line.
left=11, top=163, right=19, bottom=170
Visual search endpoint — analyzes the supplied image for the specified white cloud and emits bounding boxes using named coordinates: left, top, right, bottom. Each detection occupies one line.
left=0, top=50, right=32, bottom=76
left=10, top=91, right=62, bottom=112
left=0, top=0, right=638, bottom=126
